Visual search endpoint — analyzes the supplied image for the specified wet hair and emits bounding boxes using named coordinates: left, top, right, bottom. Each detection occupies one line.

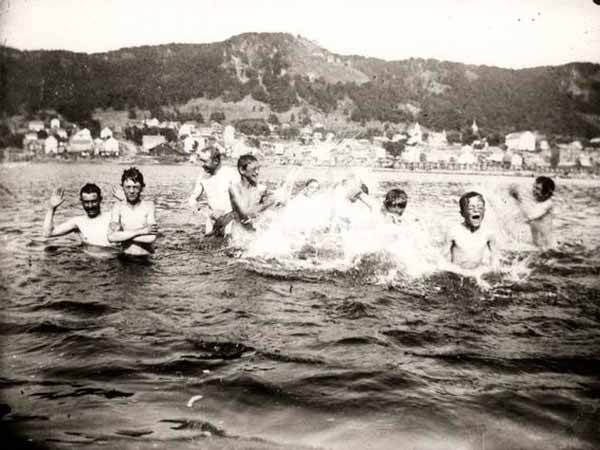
left=535, top=176, right=555, bottom=198
left=237, top=153, right=258, bottom=171
left=459, top=191, right=485, bottom=212
left=79, top=183, right=102, bottom=200
left=121, top=167, right=145, bottom=187
left=384, top=189, right=408, bottom=210
left=305, top=178, right=319, bottom=187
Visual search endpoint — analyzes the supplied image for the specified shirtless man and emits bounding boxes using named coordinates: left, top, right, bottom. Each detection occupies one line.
left=188, top=147, right=239, bottom=237
left=381, top=188, right=408, bottom=224
left=108, top=167, right=158, bottom=256
left=509, top=176, right=555, bottom=249
left=445, top=191, right=497, bottom=271
left=43, top=183, right=116, bottom=252
left=228, top=154, right=283, bottom=241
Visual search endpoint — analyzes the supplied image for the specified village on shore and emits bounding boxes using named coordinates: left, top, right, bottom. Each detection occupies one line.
left=3, top=114, right=600, bottom=177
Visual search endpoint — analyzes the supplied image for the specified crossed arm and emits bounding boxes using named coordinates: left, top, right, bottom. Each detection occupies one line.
left=107, top=203, right=158, bottom=244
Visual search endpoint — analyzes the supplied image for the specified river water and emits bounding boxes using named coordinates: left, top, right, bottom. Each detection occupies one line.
left=1, top=163, right=599, bottom=450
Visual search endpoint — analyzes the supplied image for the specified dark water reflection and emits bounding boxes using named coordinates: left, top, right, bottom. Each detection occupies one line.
left=1, top=163, right=599, bottom=450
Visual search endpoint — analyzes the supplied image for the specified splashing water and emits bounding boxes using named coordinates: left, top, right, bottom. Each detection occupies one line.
left=236, top=172, right=536, bottom=290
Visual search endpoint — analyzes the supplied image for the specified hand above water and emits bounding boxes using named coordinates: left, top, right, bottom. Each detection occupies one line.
left=48, top=187, right=65, bottom=209
left=112, top=185, right=125, bottom=202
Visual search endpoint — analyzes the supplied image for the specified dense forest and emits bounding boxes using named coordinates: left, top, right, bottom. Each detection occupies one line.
left=1, top=32, right=599, bottom=137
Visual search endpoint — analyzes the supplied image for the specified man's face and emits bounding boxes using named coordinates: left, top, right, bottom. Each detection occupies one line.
left=533, top=182, right=545, bottom=202
left=385, top=200, right=407, bottom=218
left=122, top=179, right=143, bottom=204
left=202, top=154, right=220, bottom=174
left=241, top=161, right=260, bottom=186
left=461, top=196, right=485, bottom=230
left=81, top=192, right=101, bottom=218
left=305, top=181, right=320, bottom=197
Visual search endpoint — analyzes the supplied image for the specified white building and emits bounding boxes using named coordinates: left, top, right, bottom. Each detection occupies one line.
left=510, top=153, right=523, bottom=168
left=428, top=130, right=447, bottom=147
left=178, top=122, right=196, bottom=138
left=145, top=117, right=160, bottom=128
left=141, top=135, right=166, bottom=152
left=183, top=135, right=205, bottom=153
left=69, top=129, right=93, bottom=153
left=407, top=122, right=423, bottom=145
left=100, top=127, right=113, bottom=140
left=505, top=131, right=535, bottom=151
left=103, top=137, right=120, bottom=155
left=28, top=120, right=45, bottom=132
left=44, top=135, right=58, bottom=154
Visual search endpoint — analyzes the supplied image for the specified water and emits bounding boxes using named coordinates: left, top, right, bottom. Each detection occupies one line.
left=1, top=163, right=599, bottom=450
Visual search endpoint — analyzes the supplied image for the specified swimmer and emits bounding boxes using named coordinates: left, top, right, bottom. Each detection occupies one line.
left=108, top=167, right=158, bottom=256
left=381, top=188, right=408, bottom=224
left=188, top=147, right=239, bottom=237
left=228, top=154, right=284, bottom=237
left=42, top=183, right=116, bottom=249
left=444, top=191, right=497, bottom=271
left=509, top=176, right=555, bottom=250
left=302, top=178, right=320, bottom=198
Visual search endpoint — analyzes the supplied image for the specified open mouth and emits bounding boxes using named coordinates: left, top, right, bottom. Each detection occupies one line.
left=471, top=214, right=481, bottom=220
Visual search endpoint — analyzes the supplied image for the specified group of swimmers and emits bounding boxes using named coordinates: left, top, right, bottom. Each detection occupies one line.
left=43, top=145, right=556, bottom=272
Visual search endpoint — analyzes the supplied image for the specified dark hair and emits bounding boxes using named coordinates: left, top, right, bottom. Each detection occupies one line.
left=535, top=176, right=555, bottom=198
left=121, top=167, right=145, bottom=187
left=459, top=191, right=484, bottom=211
left=208, top=147, right=221, bottom=163
left=384, top=189, right=408, bottom=209
left=79, top=183, right=102, bottom=200
left=237, top=153, right=258, bottom=171
left=305, top=178, right=319, bottom=187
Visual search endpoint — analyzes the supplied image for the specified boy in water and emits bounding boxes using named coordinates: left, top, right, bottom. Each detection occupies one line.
left=303, top=178, right=320, bottom=198
left=188, top=147, right=239, bottom=237
left=509, top=176, right=555, bottom=249
left=228, top=154, right=284, bottom=241
left=381, top=188, right=408, bottom=224
left=43, top=183, right=116, bottom=250
left=445, top=191, right=497, bottom=271
left=108, top=167, right=158, bottom=256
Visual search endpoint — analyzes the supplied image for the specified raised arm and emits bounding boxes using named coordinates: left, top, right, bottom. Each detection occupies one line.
left=187, top=176, right=205, bottom=211
left=43, top=188, right=79, bottom=238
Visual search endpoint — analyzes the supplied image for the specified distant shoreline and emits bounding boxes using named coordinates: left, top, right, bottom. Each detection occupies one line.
left=2, top=159, right=598, bottom=182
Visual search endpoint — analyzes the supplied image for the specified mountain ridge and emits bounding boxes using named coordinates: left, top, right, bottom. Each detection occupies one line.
left=1, top=32, right=599, bottom=136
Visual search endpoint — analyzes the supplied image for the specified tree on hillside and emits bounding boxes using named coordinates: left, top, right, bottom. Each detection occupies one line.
left=280, top=126, right=300, bottom=140
left=382, top=141, right=404, bottom=158
left=235, top=118, right=271, bottom=136
left=267, top=114, right=280, bottom=125
left=210, top=111, right=226, bottom=123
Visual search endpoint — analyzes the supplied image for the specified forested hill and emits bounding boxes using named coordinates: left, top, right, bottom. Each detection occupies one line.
left=1, top=32, right=599, bottom=136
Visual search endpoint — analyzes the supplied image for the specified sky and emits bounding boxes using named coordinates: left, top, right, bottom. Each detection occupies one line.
left=1, top=0, right=599, bottom=68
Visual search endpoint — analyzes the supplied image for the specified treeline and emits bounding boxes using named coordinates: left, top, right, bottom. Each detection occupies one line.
left=1, top=35, right=599, bottom=137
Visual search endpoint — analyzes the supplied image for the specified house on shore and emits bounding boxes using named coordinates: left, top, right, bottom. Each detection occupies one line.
left=505, top=131, right=535, bottom=151
left=141, top=135, right=166, bottom=153
left=44, top=135, right=58, bottom=155
left=69, top=129, right=93, bottom=154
